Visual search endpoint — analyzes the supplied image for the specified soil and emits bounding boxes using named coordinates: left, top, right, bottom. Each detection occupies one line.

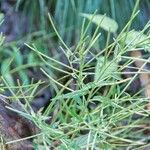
left=0, top=94, right=38, bottom=150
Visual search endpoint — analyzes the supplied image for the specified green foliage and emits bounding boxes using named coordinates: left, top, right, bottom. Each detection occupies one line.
left=2, top=6, right=150, bottom=149
left=13, top=0, right=150, bottom=46
left=94, top=57, right=118, bottom=82
left=121, top=29, right=150, bottom=49
left=53, top=0, right=149, bottom=46
left=1, top=58, right=14, bottom=86
left=0, top=0, right=150, bottom=149
left=81, top=13, right=118, bottom=33
left=0, top=13, right=4, bottom=23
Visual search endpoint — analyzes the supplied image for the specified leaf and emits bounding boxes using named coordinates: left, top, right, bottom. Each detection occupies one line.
left=81, top=13, right=118, bottom=33
left=13, top=47, right=29, bottom=84
left=0, top=33, right=5, bottom=46
left=0, top=13, right=4, bottom=24
left=13, top=47, right=23, bottom=65
left=94, top=57, right=118, bottom=82
left=121, top=30, right=150, bottom=49
left=1, top=59, right=14, bottom=86
left=53, top=82, right=96, bottom=100
left=74, top=133, right=99, bottom=149
left=28, top=52, right=35, bottom=63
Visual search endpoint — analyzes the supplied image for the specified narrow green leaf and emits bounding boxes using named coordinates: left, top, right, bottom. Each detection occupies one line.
left=81, top=13, right=118, bottom=33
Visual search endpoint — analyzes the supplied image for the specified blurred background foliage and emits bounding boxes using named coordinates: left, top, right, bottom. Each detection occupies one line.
left=15, top=0, right=150, bottom=45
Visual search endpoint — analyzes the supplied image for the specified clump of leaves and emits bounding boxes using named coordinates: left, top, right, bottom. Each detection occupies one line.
left=1, top=1, right=150, bottom=149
